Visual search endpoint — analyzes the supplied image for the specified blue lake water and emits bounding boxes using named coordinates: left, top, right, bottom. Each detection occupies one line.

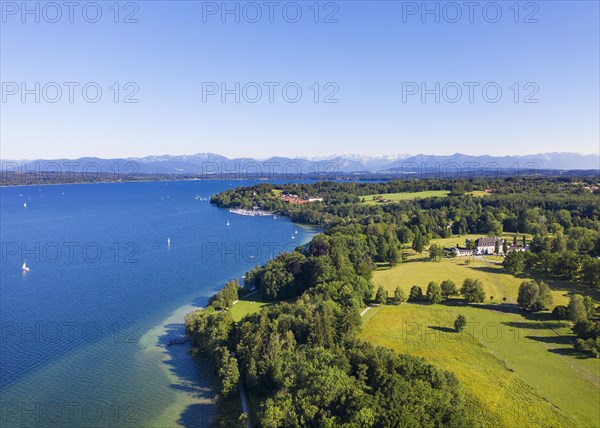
left=0, top=180, right=319, bottom=427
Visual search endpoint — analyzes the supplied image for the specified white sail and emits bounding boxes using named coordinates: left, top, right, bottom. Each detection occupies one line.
left=22, top=262, right=29, bottom=272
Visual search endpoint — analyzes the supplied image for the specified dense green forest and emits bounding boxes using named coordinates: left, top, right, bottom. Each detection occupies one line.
left=186, top=238, right=469, bottom=427
left=187, top=177, right=600, bottom=426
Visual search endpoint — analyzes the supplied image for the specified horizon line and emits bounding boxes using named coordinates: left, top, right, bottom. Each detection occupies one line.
left=1, top=151, right=598, bottom=163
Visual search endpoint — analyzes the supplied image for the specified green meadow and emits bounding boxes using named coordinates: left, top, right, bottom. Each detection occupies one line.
left=230, top=297, right=271, bottom=322
left=374, top=233, right=594, bottom=307
left=360, top=304, right=600, bottom=427
left=373, top=256, right=583, bottom=307
left=361, top=190, right=488, bottom=204
left=366, top=239, right=600, bottom=426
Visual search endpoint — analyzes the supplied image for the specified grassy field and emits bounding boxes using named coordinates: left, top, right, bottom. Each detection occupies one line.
left=374, top=255, right=587, bottom=306
left=360, top=304, right=600, bottom=427
left=375, top=232, right=594, bottom=306
left=361, top=190, right=488, bottom=204
left=230, top=298, right=271, bottom=322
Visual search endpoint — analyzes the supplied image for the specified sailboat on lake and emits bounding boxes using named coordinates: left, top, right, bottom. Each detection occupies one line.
left=22, top=261, right=30, bottom=272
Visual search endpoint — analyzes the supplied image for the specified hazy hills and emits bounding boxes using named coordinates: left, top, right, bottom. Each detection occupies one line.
left=2, top=152, right=598, bottom=175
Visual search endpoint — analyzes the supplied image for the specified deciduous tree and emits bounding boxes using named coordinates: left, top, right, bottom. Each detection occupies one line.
left=393, top=287, right=406, bottom=304
left=517, top=280, right=553, bottom=312
left=426, top=281, right=443, bottom=304
left=454, top=315, right=467, bottom=332
left=460, top=278, right=486, bottom=303
left=568, top=294, right=588, bottom=322
left=375, top=286, right=388, bottom=304
left=409, top=285, right=423, bottom=302
left=441, top=279, right=458, bottom=299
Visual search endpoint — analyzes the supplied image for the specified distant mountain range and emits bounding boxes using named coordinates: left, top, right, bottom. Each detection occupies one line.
left=2, top=152, right=598, bottom=175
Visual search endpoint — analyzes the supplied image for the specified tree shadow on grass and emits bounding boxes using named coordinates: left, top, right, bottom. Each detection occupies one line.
left=446, top=301, right=599, bottom=360
left=474, top=303, right=522, bottom=314
left=528, top=274, right=600, bottom=301
left=428, top=325, right=456, bottom=334
left=524, top=335, right=574, bottom=346
left=525, top=334, right=598, bottom=360
left=468, top=266, right=600, bottom=301
left=467, top=265, right=505, bottom=275
left=502, top=321, right=559, bottom=330
left=466, top=303, right=559, bottom=323
left=238, top=293, right=273, bottom=305
left=375, top=262, right=393, bottom=271
left=448, top=301, right=525, bottom=315
left=548, top=347, right=596, bottom=359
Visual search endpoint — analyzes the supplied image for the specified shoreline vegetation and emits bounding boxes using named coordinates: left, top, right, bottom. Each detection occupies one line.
left=2, top=168, right=600, bottom=187
left=185, top=177, right=600, bottom=427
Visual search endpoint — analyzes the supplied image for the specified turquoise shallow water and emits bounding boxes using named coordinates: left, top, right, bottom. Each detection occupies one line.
left=0, top=180, right=318, bottom=427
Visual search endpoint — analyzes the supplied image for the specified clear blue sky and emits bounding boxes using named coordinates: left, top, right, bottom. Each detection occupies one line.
left=1, top=1, right=599, bottom=159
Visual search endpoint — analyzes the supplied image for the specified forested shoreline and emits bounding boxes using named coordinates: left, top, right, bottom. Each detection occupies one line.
left=187, top=177, right=600, bottom=427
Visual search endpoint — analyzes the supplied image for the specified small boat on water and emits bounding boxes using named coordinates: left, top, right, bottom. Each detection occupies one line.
left=22, top=261, right=30, bottom=272
left=23, top=202, right=27, bottom=208
left=167, top=237, right=171, bottom=247
left=226, top=220, right=230, bottom=226
left=294, top=230, right=298, bottom=234
left=273, top=215, right=277, bottom=220
left=291, top=235, right=295, bottom=239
